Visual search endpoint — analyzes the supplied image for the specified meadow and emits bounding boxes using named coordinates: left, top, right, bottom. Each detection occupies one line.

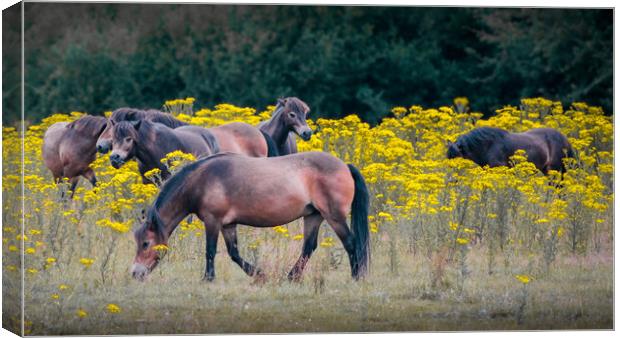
left=2, top=97, right=613, bottom=334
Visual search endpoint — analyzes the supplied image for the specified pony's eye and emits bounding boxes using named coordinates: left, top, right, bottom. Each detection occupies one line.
left=142, top=241, right=149, bottom=250
left=124, top=137, right=132, bottom=143
left=288, top=112, right=296, bottom=118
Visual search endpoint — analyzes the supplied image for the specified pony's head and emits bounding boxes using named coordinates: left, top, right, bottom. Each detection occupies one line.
left=132, top=208, right=168, bottom=281
left=276, top=97, right=313, bottom=141
left=97, top=108, right=145, bottom=154
left=446, top=140, right=464, bottom=159
left=109, top=120, right=141, bottom=168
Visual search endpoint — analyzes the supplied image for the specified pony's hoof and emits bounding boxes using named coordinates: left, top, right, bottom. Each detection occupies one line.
left=251, top=271, right=267, bottom=285
left=202, top=275, right=215, bottom=282
left=287, top=271, right=303, bottom=283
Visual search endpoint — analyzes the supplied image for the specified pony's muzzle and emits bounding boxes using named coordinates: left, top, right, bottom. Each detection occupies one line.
left=300, top=130, right=313, bottom=141
left=109, top=154, right=125, bottom=168
left=96, top=141, right=111, bottom=154
left=131, top=263, right=149, bottom=281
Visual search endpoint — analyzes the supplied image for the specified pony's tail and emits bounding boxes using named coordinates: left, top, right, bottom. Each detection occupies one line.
left=347, top=164, right=370, bottom=278
left=260, top=130, right=280, bottom=157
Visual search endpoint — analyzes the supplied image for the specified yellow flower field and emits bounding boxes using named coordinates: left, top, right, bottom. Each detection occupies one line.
left=2, top=97, right=613, bottom=334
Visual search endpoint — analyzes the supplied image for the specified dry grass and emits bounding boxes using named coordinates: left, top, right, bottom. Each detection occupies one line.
left=9, top=226, right=612, bottom=335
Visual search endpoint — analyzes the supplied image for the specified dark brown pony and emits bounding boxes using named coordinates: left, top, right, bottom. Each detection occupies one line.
left=131, top=152, right=370, bottom=282
left=96, top=108, right=188, bottom=154
left=42, top=115, right=108, bottom=197
left=109, top=120, right=219, bottom=182
left=447, top=127, right=575, bottom=174
left=258, top=97, right=312, bottom=156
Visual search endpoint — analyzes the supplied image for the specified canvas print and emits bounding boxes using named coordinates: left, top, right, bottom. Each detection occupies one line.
left=1, top=3, right=613, bottom=335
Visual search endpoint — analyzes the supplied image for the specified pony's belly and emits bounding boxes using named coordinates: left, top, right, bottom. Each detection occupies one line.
left=233, top=206, right=312, bottom=227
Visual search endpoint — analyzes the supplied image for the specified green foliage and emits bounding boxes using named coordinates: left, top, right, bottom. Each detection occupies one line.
left=3, top=5, right=612, bottom=124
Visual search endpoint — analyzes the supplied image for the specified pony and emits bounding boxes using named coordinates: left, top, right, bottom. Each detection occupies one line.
left=42, top=115, right=108, bottom=197
left=447, top=127, right=575, bottom=174
left=96, top=107, right=188, bottom=154
left=131, top=152, right=370, bottom=282
left=108, top=120, right=219, bottom=183
left=258, top=97, right=312, bottom=156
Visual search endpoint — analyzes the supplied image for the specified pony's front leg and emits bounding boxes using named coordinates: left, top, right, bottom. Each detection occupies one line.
left=203, top=224, right=221, bottom=282
left=221, top=225, right=260, bottom=277
left=82, top=168, right=97, bottom=187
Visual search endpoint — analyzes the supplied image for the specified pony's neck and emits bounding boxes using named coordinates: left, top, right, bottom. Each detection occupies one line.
left=262, top=108, right=290, bottom=147
left=135, top=126, right=182, bottom=172
left=157, top=203, right=190, bottom=240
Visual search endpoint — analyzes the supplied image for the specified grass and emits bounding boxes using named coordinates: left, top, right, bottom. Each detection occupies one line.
left=11, top=226, right=613, bottom=335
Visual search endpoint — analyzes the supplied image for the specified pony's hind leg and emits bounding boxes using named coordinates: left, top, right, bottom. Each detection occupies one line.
left=323, top=214, right=358, bottom=279
left=67, top=177, right=79, bottom=200
left=221, top=225, right=260, bottom=277
left=288, top=213, right=324, bottom=282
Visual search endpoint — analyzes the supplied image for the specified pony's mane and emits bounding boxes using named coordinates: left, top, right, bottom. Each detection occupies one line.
left=147, top=112, right=187, bottom=128
left=111, top=120, right=141, bottom=143
left=285, top=97, right=310, bottom=115
left=67, top=115, right=107, bottom=136
left=136, top=207, right=167, bottom=242
left=112, top=119, right=170, bottom=144
left=457, top=127, right=509, bottom=150
left=110, top=107, right=187, bottom=128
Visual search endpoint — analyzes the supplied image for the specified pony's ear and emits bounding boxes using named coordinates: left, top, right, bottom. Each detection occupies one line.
left=131, top=120, right=142, bottom=130
left=277, top=98, right=286, bottom=107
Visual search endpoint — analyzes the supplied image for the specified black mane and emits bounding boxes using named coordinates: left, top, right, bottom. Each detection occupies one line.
left=285, top=97, right=310, bottom=115
left=456, top=127, right=509, bottom=151
left=110, top=107, right=187, bottom=128
left=67, top=115, right=107, bottom=136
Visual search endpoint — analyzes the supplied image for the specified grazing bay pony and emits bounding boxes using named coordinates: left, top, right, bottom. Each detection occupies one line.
left=259, top=97, right=312, bottom=156
left=447, top=127, right=575, bottom=174
left=131, top=152, right=370, bottom=282
left=42, top=115, right=108, bottom=197
left=96, top=108, right=188, bottom=154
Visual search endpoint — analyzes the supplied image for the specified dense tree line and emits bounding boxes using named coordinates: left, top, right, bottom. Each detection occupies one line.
left=2, top=4, right=612, bottom=125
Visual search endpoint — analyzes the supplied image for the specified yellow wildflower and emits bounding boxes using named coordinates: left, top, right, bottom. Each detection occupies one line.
left=152, top=244, right=169, bottom=252
left=79, top=258, right=95, bottom=267
left=515, top=274, right=531, bottom=284
left=456, top=238, right=469, bottom=245
left=106, top=303, right=121, bottom=313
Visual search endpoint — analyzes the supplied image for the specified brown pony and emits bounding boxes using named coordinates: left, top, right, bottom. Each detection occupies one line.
left=258, top=97, right=312, bottom=156
left=447, top=127, right=575, bottom=174
left=131, top=152, right=370, bottom=282
left=42, top=115, right=108, bottom=197
left=109, top=120, right=219, bottom=182
left=96, top=108, right=188, bottom=154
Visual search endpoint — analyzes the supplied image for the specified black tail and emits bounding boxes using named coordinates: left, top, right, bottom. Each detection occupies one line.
left=347, top=164, right=370, bottom=278
left=260, top=130, right=280, bottom=157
